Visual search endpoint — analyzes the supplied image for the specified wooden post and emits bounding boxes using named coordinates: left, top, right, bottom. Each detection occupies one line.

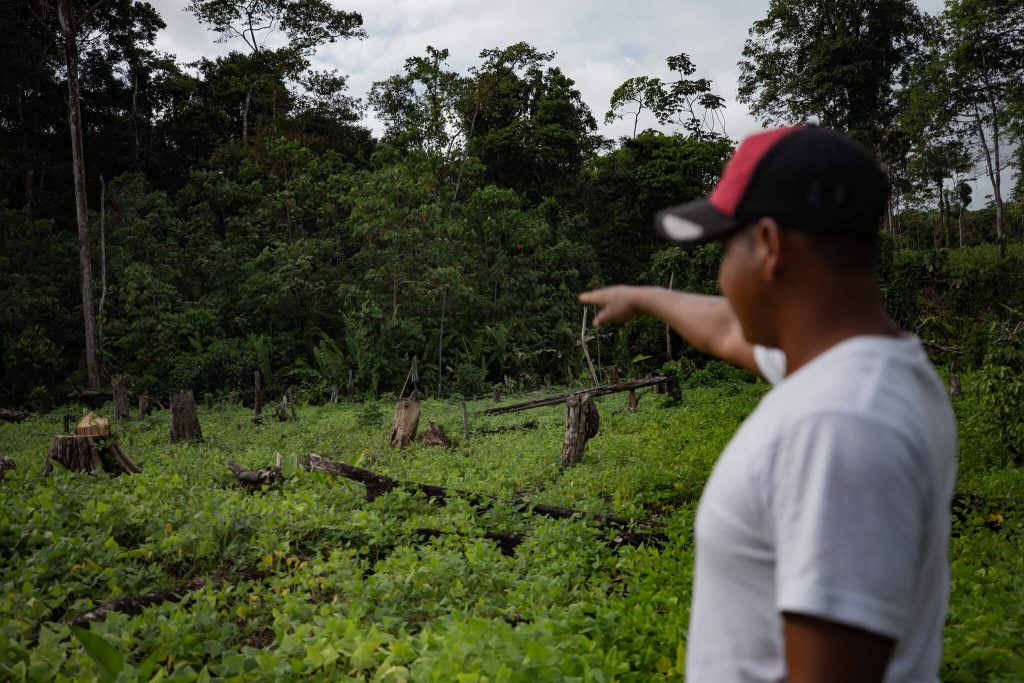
left=562, top=393, right=599, bottom=466
left=254, top=370, right=262, bottom=417
left=461, top=399, right=470, bottom=441
left=580, top=308, right=600, bottom=387
left=112, top=375, right=130, bottom=422
left=389, top=398, right=421, bottom=448
left=347, top=369, right=355, bottom=400
left=627, top=389, right=638, bottom=412
left=137, top=394, right=150, bottom=420
left=170, top=390, right=203, bottom=443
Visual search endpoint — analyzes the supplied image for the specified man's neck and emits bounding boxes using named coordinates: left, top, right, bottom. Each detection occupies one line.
left=775, top=278, right=899, bottom=376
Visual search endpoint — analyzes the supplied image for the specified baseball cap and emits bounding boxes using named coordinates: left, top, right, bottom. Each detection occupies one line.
left=654, top=125, right=890, bottom=244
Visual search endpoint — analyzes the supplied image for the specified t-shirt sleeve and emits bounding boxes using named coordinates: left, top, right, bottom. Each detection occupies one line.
left=768, top=412, right=929, bottom=640
left=753, top=345, right=787, bottom=384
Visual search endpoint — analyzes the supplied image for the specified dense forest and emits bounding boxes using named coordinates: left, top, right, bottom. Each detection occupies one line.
left=1, top=0, right=1022, bottom=423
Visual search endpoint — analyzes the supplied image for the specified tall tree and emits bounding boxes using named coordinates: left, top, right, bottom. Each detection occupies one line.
left=187, top=0, right=365, bottom=141
left=738, top=0, right=924, bottom=157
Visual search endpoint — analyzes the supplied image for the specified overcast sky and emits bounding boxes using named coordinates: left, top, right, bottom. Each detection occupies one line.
left=149, top=0, right=1010, bottom=206
left=151, top=0, right=946, bottom=139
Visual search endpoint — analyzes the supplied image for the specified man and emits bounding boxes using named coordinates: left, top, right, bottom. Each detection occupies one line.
left=580, top=125, right=957, bottom=682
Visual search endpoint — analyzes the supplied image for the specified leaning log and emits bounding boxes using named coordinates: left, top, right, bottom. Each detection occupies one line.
left=170, top=390, right=202, bottom=443
left=481, top=377, right=669, bottom=416
left=389, top=398, right=421, bottom=448
left=306, top=454, right=665, bottom=544
left=0, top=409, right=30, bottom=424
left=562, top=393, right=599, bottom=466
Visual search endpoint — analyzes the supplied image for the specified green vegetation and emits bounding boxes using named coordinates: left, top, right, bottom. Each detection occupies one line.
left=0, top=375, right=1020, bottom=681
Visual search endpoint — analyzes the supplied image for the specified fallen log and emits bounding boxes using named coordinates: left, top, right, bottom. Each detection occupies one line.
left=477, top=421, right=538, bottom=435
left=226, top=459, right=284, bottom=488
left=481, top=377, right=669, bottom=416
left=306, top=454, right=665, bottom=544
left=0, top=409, right=30, bottom=423
left=69, top=577, right=206, bottom=626
left=415, top=528, right=526, bottom=557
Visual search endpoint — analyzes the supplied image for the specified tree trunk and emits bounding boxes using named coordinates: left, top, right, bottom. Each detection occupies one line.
left=170, top=390, right=203, bottom=443
left=112, top=375, right=130, bottom=422
left=973, top=105, right=1005, bottom=257
left=562, top=393, right=599, bottom=466
left=254, top=370, right=262, bottom=417
left=347, top=369, right=355, bottom=400
left=388, top=398, right=421, bottom=448
left=580, top=308, right=600, bottom=387
left=627, top=389, right=639, bottom=413
left=137, top=394, right=150, bottom=420
left=242, top=83, right=254, bottom=142
left=58, top=0, right=100, bottom=390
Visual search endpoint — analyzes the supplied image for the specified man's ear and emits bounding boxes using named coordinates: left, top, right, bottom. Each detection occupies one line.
left=752, top=217, right=783, bottom=281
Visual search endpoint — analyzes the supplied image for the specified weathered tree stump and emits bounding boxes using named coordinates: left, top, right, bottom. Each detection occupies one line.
left=664, top=376, right=682, bottom=402
left=43, top=414, right=140, bottom=476
left=0, top=455, right=16, bottom=481
left=562, top=393, right=599, bottom=466
left=137, top=394, right=150, bottom=420
left=419, top=422, right=450, bottom=447
left=112, top=376, right=130, bottom=421
left=627, top=389, right=639, bottom=413
left=389, top=398, right=421, bottom=448
left=492, top=388, right=501, bottom=402
left=170, top=390, right=203, bottom=443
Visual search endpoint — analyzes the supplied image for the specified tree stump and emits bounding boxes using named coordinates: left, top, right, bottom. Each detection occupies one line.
left=627, top=389, right=639, bottom=413
left=170, top=390, right=203, bottom=443
left=42, top=414, right=140, bottom=476
left=112, top=375, right=130, bottom=421
left=562, top=393, right=599, bottom=466
left=389, top=398, right=421, bottom=448
left=419, top=422, right=450, bottom=447
left=137, top=394, right=150, bottom=420
left=664, top=376, right=682, bottom=402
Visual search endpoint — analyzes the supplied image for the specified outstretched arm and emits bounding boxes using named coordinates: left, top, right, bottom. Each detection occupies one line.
left=578, top=286, right=758, bottom=375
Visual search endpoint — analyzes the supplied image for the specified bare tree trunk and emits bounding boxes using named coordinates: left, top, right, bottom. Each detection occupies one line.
left=137, top=394, right=149, bottom=420
left=973, top=104, right=1005, bottom=257
left=170, top=390, right=203, bottom=443
left=242, top=83, right=254, bottom=142
left=58, top=0, right=100, bottom=390
left=254, top=370, right=262, bottom=417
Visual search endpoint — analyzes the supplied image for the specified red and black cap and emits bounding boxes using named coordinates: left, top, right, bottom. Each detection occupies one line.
left=655, top=125, right=890, bottom=244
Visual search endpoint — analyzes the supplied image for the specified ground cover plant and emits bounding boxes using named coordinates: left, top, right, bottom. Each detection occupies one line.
left=1, top=374, right=1021, bottom=681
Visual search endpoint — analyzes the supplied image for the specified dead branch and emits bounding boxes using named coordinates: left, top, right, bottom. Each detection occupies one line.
left=481, top=377, right=669, bottom=416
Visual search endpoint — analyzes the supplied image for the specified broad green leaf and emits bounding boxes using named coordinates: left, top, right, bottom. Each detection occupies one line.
left=70, top=625, right=125, bottom=682
left=282, top=452, right=298, bottom=479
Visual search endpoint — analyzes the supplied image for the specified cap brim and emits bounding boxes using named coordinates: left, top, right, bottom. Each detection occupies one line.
left=654, top=200, right=742, bottom=245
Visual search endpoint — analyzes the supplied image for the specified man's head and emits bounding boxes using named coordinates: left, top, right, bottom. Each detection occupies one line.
left=654, top=125, right=892, bottom=347
left=654, top=125, right=890, bottom=247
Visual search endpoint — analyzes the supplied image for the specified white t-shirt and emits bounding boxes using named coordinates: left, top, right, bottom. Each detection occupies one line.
left=686, top=335, right=957, bottom=682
